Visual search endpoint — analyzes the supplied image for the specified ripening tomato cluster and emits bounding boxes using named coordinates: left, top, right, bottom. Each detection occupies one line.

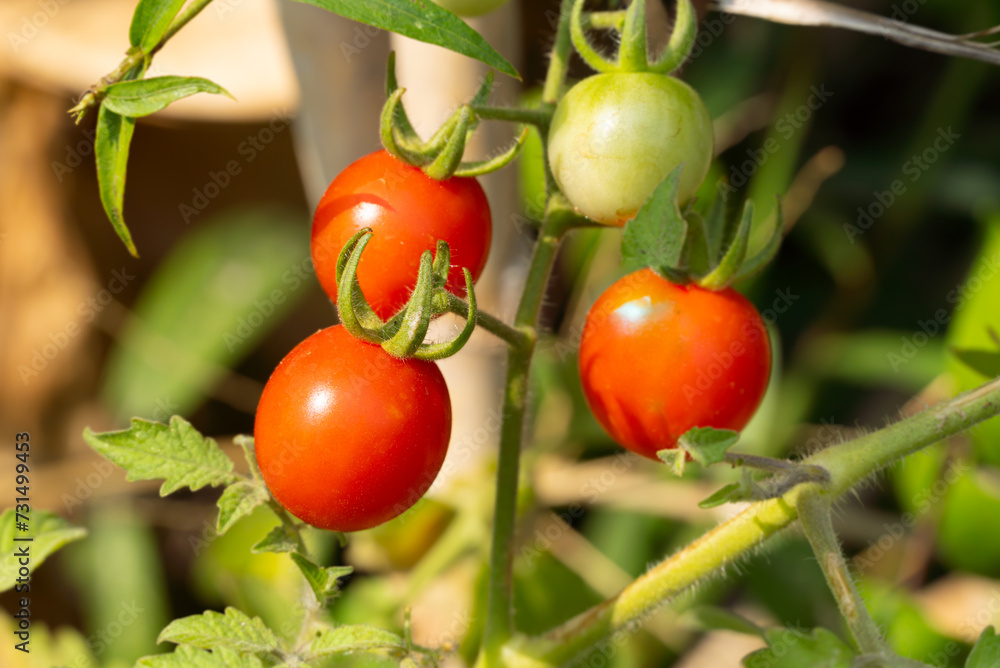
left=256, top=39, right=773, bottom=532
left=254, top=150, right=493, bottom=532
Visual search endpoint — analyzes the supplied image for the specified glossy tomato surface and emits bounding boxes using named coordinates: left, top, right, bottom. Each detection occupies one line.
left=548, top=73, right=713, bottom=225
left=254, top=325, right=452, bottom=531
left=311, top=149, right=492, bottom=320
left=579, top=269, right=771, bottom=460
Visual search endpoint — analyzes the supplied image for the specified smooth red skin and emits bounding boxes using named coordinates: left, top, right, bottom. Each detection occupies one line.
left=254, top=325, right=451, bottom=532
left=311, top=150, right=492, bottom=320
left=579, top=269, right=771, bottom=460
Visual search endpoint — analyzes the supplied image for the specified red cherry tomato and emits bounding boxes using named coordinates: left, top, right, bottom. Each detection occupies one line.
left=311, top=149, right=492, bottom=320
left=578, top=268, right=771, bottom=460
left=254, top=325, right=452, bottom=531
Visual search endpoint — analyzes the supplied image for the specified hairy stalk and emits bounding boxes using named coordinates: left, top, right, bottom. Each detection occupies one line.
left=70, top=0, right=216, bottom=121
left=445, top=293, right=530, bottom=349
left=508, top=375, right=1000, bottom=666
left=797, top=492, right=888, bottom=654
left=480, top=214, right=568, bottom=667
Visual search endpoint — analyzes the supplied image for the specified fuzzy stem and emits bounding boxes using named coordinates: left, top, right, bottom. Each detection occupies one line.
left=797, top=491, right=888, bottom=654
left=444, top=292, right=529, bottom=349
left=480, top=213, right=568, bottom=667
left=543, top=0, right=576, bottom=104
left=509, top=375, right=1000, bottom=665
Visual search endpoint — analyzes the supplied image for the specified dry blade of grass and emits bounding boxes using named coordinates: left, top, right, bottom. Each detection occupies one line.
left=710, top=0, right=1000, bottom=67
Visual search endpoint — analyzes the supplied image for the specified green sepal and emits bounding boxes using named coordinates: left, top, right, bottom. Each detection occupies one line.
left=621, top=165, right=688, bottom=276
left=699, top=200, right=753, bottom=290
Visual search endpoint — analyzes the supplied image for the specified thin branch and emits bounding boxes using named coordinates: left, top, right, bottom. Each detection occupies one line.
left=710, top=0, right=1000, bottom=67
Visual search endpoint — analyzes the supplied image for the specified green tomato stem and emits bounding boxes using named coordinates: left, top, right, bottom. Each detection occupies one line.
left=797, top=491, right=890, bottom=655
left=481, top=213, right=567, bottom=667
left=471, top=105, right=552, bottom=129
left=509, top=375, right=1000, bottom=665
left=445, top=293, right=529, bottom=349
left=543, top=0, right=577, bottom=105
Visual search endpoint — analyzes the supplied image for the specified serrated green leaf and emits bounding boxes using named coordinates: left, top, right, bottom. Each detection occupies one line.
left=622, top=165, right=688, bottom=274
left=95, top=104, right=138, bottom=257
left=952, top=348, right=1000, bottom=378
left=291, top=0, right=517, bottom=78
left=83, top=416, right=237, bottom=496
left=679, top=427, right=740, bottom=466
left=251, top=525, right=301, bottom=554
left=102, top=76, right=232, bottom=118
left=700, top=201, right=753, bottom=289
left=307, top=624, right=405, bottom=658
left=129, top=0, right=186, bottom=51
left=966, top=626, right=1000, bottom=667
left=743, top=627, right=854, bottom=668
left=217, top=481, right=270, bottom=534
left=158, top=607, right=281, bottom=655
left=0, top=509, right=86, bottom=592
left=698, top=483, right=744, bottom=509
left=138, top=645, right=265, bottom=668
left=290, top=553, right=354, bottom=601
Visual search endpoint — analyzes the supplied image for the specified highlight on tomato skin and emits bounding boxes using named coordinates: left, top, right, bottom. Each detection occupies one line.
left=253, top=324, right=452, bottom=532
left=310, top=149, right=492, bottom=320
left=578, top=268, right=772, bottom=460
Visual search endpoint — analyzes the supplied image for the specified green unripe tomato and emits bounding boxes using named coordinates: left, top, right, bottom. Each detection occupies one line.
left=432, top=0, right=509, bottom=17
left=547, top=73, right=714, bottom=226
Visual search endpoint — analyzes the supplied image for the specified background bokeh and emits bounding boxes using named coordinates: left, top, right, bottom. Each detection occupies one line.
left=1, top=0, right=1000, bottom=666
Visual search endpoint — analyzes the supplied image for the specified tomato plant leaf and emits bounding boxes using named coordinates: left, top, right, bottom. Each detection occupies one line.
left=951, top=348, right=1000, bottom=378
left=129, top=0, right=186, bottom=52
left=698, top=483, right=745, bottom=509
left=138, top=645, right=265, bottom=668
left=679, top=427, right=740, bottom=466
left=742, top=627, right=855, bottom=667
left=735, top=198, right=784, bottom=282
left=102, top=76, right=233, bottom=118
left=158, top=607, right=282, bottom=655
left=0, top=509, right=86, bottom=592
left=290, top=0, right=518, bottom=79
left=95, top=104, right=138, bottom=257
left=290, top=553, right=354, bottom=601
left=966, top=626, right=1000, bottom=668
left=307, top=624, right=406, bottom=658
left=83, top=416, right=238, bottom=495
left=217, top=481, right=270, bottom=534
left=251, top=525, right=301, bottom=554
left=622, top=165, right=688, bottom=276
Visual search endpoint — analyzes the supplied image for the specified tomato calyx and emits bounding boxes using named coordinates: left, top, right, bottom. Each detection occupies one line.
left=380, top=52, right=528, bottom=180
left=621, top=165, right=785, bottom=290
left=336, top=228, right=478, bottom=360
left=570, top=0, right=697, bottom=75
